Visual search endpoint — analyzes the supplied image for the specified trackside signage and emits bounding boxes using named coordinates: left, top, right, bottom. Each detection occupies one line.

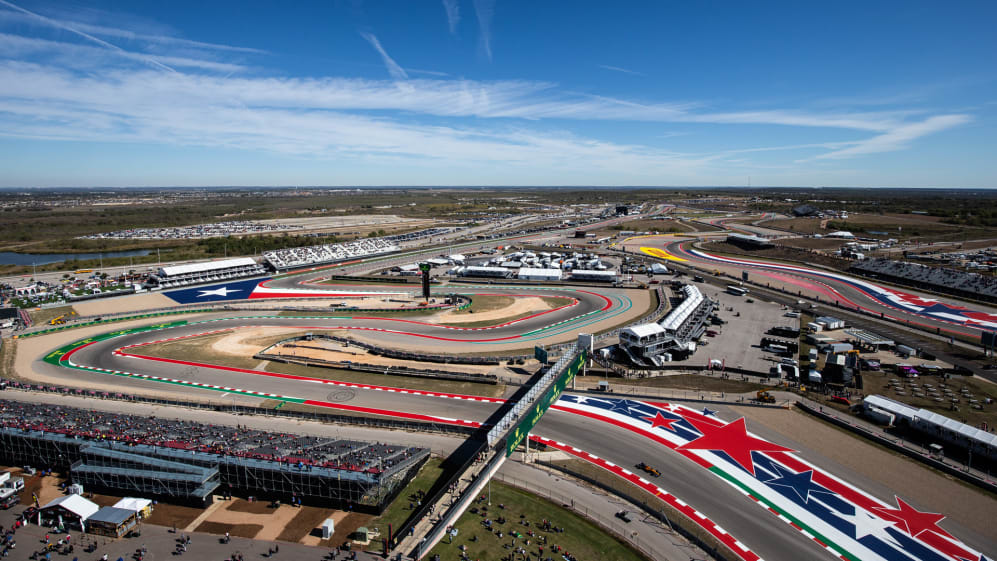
left=506, top=349, right=587, bottom=456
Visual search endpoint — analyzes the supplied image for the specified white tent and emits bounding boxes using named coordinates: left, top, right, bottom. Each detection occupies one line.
left=42, top=494, right=99, bottom=521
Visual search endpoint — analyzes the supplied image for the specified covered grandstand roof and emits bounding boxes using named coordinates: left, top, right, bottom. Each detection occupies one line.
left=158, top=257, right=257, bottom=278
left=863, top=395, right=997, bottom=448
left=622, top=323, right=666, bottom=339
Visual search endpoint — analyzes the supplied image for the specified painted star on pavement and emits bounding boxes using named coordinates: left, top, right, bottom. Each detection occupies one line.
left=641, top=411, right=681, bottom=432
left=609, top=399, right=644, bottom=414
left=197, top=286, right=240, bottom=298
left=835, top=507, right=901, bottom=543
left=762, top=464, right=826, bottom=503
left=677, top=417, right=795, bottom=475
left=701, top=407, right=718, bottom=416
left=872, top=497, right=952, bottom=540
left=663, top=403, right=685, bottom=413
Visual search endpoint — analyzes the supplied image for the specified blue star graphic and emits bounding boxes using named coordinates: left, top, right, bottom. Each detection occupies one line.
left=701, top=407, right=718, bottom=416
left=763, top=464, right=827, bottom=503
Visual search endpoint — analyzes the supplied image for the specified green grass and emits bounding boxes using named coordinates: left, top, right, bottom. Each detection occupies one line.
left=456, top=294, right=515, bottom=314
left=371, top=457, right=445, bottom=537
left=425, top=480, right=649, bottom=561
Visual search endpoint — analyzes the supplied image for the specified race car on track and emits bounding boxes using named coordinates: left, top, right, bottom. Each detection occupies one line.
left=636, top=462, right=661, bottom=477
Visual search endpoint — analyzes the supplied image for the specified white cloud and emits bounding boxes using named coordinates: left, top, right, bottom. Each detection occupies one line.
left=0, top=7, right=976, bottom=182
left=473, top=0, right=495, bottom=61
left=814, top=115, right=970, bottom=160
left=0, top=33, right=247, bottom=73
left=442, top=0, right=460, bottom=34
left=598, top=64, right=644, bottom=76
left=0, top=0, right=176, bottom=72
left=359, top=31, right=408, bottom=81
left=0, top=7, right=265, bottom=54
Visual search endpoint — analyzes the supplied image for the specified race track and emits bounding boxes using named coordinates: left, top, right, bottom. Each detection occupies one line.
left=24, top=264, right=995, bottom=561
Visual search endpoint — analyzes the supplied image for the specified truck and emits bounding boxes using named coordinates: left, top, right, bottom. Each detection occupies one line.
left=0, top=471, right=24, bottom=509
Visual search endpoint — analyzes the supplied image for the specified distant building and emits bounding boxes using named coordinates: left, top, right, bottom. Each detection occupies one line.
left=725, top=233, right=774, bottom=249
left=791, top=204, right=819, bottom=217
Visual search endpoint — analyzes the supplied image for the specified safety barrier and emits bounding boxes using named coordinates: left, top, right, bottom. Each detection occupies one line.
left=796, top=401, right=997, bottom=494
left=15, top=309, right=213, bottom=339
left=255, top=351, right=499, bottom=385
left=0, top=378, right=477, bottom=436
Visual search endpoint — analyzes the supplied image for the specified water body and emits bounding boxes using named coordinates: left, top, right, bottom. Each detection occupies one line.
left=0, top=249, right=154, bottom=266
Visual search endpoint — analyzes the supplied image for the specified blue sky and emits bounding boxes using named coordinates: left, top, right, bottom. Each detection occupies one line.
left=0, top=0, right=994, bottom=188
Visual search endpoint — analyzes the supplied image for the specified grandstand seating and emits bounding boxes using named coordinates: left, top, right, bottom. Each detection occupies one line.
left=0, top=399, right=424, bottom=475
left=263, top=238, right=399, bottom=270
left=852, top=258, right=997, bottom=301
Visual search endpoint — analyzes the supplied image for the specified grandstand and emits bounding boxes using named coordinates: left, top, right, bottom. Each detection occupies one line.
left=726, top=232, right=774, bottom=248
left=852, top=258, right=997, bottom=303
left=263, top=238, right=399, bottom=271
left=0, top=399, right=429, bottom=512
left=619, top=285, right=715, bottom=366
left=146, top=257, right=266, bottom=289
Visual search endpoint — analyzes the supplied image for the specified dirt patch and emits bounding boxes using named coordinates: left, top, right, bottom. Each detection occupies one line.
left=435, top=296, right=551, bottom=324
left=317, top=513, right=375, bottom=549
left=210, top=327, right=303, bottom=356
left=195, top=521, right=265, bottom=538
left=225, top=499, right=277, bottom=515
left=73, top=292, right=177, bottom=316
left=623, top=373, right=767, bottom=393
left=276, top=506, right=337, bottom=543
left=18, top=474, right=43, bottom=505
left=144, top=503, right=204, bottom=530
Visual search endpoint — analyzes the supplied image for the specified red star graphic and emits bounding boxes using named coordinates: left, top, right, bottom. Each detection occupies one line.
left=872, top=497, right=952, bottom=539
left=642, top=411, right=680, bottom=431
left=677, top=417, right=795, bottom=475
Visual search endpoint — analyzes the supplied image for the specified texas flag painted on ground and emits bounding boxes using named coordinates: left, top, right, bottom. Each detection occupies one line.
left=163, top=278, right=409, bottom=304
left=553, top=395, right=991, bottom=561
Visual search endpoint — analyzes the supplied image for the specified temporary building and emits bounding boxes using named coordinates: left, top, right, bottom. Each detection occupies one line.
left=517, top=268, right=562, bottom=281
left=87, top=506, right=139, bottom=538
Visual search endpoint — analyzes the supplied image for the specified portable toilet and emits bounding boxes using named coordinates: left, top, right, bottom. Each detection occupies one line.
left=321, top=518, right=335, bottom=540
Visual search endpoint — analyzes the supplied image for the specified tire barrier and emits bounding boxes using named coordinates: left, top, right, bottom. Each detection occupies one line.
left=255, top=350, right=500, bottom=385
left=272, top=333, right=534, bottom=365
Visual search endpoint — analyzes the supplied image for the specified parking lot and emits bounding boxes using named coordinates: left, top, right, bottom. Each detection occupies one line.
left=665, top=285, right=791, bottom=373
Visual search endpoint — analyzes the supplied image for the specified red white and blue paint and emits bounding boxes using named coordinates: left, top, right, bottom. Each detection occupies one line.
left=683, top=247, right=997, bottom=331
left=553, top=395, right=990, bottom=561
left=163, top=277, right=409, bottom=304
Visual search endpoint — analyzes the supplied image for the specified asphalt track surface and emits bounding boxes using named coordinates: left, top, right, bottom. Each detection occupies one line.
left=25, top=266, right=996, bottom=560
left=654, top=238, right=997, bottom=340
